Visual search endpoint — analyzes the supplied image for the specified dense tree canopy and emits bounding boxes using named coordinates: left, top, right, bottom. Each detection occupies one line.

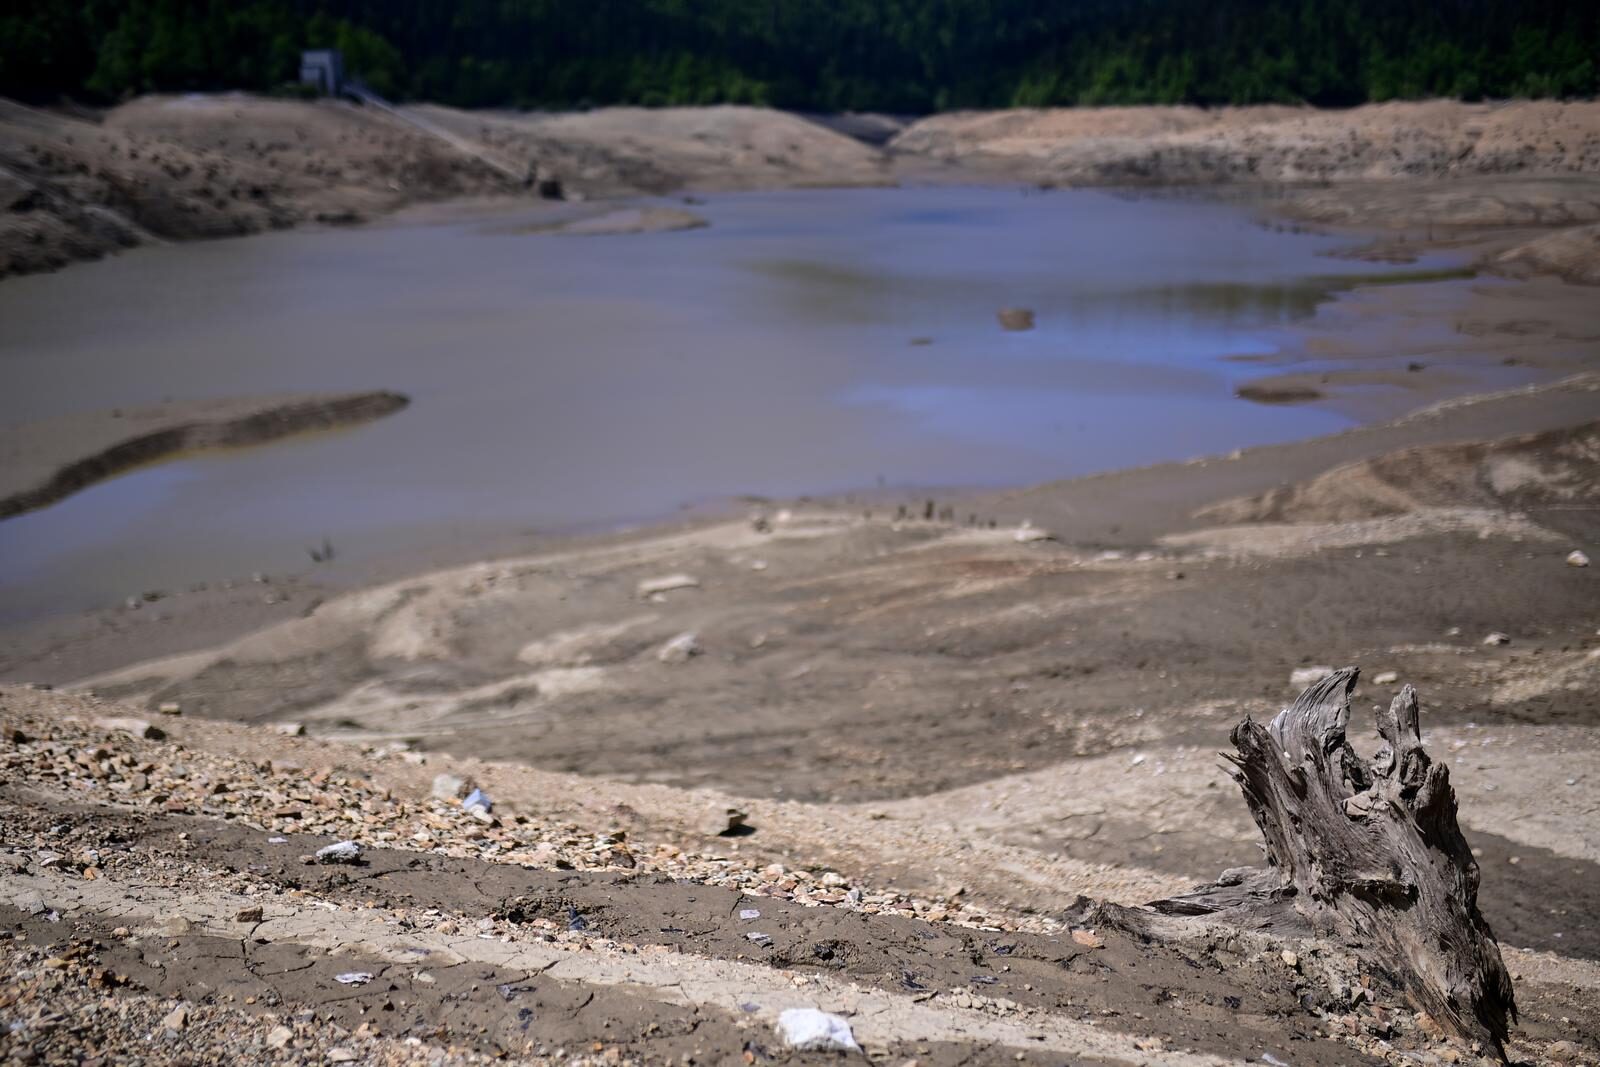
left=2, top=1, right=1595, bottom=112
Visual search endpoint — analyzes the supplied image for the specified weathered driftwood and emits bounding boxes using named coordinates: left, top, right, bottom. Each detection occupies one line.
left=1151, top=667, right=1516, bottom=1058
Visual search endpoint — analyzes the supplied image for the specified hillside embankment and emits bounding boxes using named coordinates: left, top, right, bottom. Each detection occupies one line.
left=6, top=96, right=1600, bottom=281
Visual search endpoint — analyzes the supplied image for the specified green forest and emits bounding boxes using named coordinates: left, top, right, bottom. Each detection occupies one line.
left=3, top=0, right=1596, bottom=112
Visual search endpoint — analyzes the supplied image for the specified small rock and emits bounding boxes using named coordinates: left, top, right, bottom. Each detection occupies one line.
left=315, top=841, right=363, bottom=865
left=266, top=1025, right=293, bottom=1049
left=161, top=1006, right=188, bottom=1032
left=95, top=717, right=164, bottom=740
left=775, top=1008, right=859, bottom=1051
left=1482, top=632, right=1511, bottom=646
left=157, top=702, right=182, bottom=716
left=1070, top=928, right=1102, bottom=949
left=1567, top=550, right=1590, bottom=568
left=636, top=574, right=699, bottom=598
left=997, top=307, right=1035, bottom=331
left=274, top=722, right=306, bottom=737
left=657, top=632, right=702, bottom=664
left=1546, top=1040, right=1579, bottom=1063
left=701, top=806, right=749, bottom=836
left=1280, top=950, right=1299, bottom=968
left=1289, top=666, right=1334, bottom=687
left=1373, top=670, right=1399, bottom=685
left=327, top=1048, right=358, bottom=1062
left=431, top=773, right=468, bottom=801
left=235, top=905, right=264, bottom=923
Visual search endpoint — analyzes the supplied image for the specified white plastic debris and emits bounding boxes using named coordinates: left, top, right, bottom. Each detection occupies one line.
left=1483, top=632, right=1511, bottom=646
left=738, top=908, right=761, bottom=920
left=1013, top=522, right=1052, bottom=543
left=335, top=972, right=373, bottom=985
left=315, top=841, right=363, bottom=865
left=1568, top=550, right=1591, bottom=568
left=775, top=1008, right=859, bottom=1052
left=1372, top=670, right=1399, bottom=686
left=462, top=788, right=491, bottom=814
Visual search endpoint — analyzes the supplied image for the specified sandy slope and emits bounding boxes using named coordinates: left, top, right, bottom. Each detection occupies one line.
left=891, top=100, right=1600, bottom=183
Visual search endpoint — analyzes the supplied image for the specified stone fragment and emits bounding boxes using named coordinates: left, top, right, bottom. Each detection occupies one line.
left=236, top=905, right=264, bottom=923
left=1373, top=670, right=1399, bottom=685
left=266, top=1026, right=293, bottom=1049
left=157, top=702, right=182, bottom=716
left=161, top=1006, right=188, bottom=1032
left=1070, top=928, right=1102, bottom=948
left=657, top=632, right=702, bottom=663
left=1482, top=632, right=1511, bottom=646
left=701, top=806, right=749, bottom=836
left=315, top=841, right=363, bottom=865
left=431, top=773, right=467, bottom=801
left=274, top=722, right=306, bottom=736
left=636, top=574, right=699, bottom=598
left=997, top=307, right=1035, bottom=331
left=95, top=717, right=164, bottom=740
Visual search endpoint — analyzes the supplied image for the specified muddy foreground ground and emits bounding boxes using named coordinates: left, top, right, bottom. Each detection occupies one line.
left=3, top=375, right=1598, bottom=1064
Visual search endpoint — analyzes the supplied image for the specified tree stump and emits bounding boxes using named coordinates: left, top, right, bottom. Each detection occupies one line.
left=1151, top=667, right=1516, bottom=1058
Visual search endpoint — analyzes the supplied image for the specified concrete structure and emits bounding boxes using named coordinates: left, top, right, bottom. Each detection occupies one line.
left=299, top=50, right=345, bottom=96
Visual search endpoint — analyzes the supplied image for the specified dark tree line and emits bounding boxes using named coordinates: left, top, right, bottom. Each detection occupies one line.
left=2, top=0, right=1595, bottom=112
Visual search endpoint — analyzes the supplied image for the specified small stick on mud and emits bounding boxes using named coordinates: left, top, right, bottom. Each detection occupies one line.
left=1150, top=668, right=1517, bottom=1058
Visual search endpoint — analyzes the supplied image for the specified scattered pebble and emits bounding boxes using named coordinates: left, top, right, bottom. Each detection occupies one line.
left=657, top=632, right=702, bottom=664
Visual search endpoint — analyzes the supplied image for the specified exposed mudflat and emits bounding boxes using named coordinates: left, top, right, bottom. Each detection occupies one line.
left=0, top=391, right=408, bottom=519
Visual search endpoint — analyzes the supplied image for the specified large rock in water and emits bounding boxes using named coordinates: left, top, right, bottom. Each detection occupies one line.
left=997, top=307, right=1035, bottom=331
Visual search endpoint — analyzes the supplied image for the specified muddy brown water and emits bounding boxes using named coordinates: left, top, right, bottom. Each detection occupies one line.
left=0, top=187, right=1477, bottom=621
